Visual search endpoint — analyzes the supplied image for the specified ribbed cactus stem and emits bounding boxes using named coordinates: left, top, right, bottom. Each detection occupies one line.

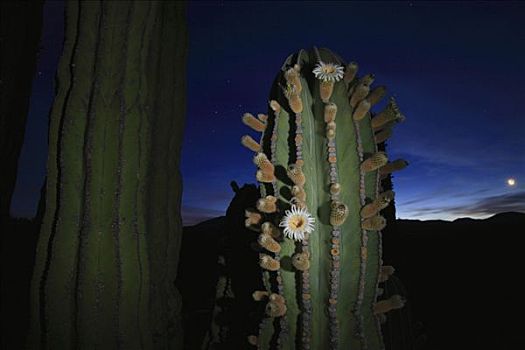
left=351, top=91, right=371, bottom=349
left=318, top=53, right=347, bottom=348
left=297, top=127, right=313, bottom=349
left=239, top=48, right=407, bottom=349
left=373, top=158, right=387, bottom=343
left=29, top=2, right=187, bottom=348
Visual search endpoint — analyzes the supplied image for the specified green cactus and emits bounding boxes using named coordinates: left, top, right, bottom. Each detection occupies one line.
left=28, top=1, right=187, bottom=349
left=240, top=48, right=407, bottom=349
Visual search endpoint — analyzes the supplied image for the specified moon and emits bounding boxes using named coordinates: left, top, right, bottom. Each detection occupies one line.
left=507, top=178, right=516, bottom=187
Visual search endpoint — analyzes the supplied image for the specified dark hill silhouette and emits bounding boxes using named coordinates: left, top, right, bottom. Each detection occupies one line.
left=177, top=211, right=525, bottom=349
left=1, top=218, right=40, bottom=348
left=393, top=211, right=525, bottom=349
left=176, top=216, right=226, bottom=349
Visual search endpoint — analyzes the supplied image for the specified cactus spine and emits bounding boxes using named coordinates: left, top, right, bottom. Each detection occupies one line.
left=240, top=48, right=407, bottom=349
left=28, top=1, right=187, bottom=349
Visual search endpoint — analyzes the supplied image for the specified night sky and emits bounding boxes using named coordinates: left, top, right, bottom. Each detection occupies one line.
left=11, top=1, right=525, bottom=225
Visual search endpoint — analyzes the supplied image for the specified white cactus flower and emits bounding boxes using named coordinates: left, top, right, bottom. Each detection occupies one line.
left=312, top=61, right=345, bottom=82
left=279, top=205, right=315, bottom=242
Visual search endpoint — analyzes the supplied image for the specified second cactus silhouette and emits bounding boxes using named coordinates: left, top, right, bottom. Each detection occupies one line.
left=240, top=48, right=407, bottom=349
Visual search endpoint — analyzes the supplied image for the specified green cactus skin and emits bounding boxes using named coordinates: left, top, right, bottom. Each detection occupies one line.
left=241, top=48, right=407, bottom=349
left=28, top=1, right=187, bottom=349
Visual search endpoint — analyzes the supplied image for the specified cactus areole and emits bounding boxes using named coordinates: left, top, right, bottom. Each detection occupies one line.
left=241, top=48, right=407, bottom=349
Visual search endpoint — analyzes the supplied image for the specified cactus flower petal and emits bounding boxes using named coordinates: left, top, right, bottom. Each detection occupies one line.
left=279, top=205, right=315, bottom=241
left=312, top=61, right=345, bottom=82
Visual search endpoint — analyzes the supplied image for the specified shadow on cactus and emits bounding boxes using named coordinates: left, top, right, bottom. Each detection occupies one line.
left=212, top=47, right=410, bottom=349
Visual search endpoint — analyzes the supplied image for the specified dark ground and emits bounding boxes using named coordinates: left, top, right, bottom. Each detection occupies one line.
left=391, top=212, right=525, bottom=349
left=2, top=212, right=524, bottom=349
left=177, top=211, right=525, bottom=349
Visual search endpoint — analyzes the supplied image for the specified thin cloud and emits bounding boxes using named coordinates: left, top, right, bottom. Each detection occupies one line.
left=456, top=191, right=525, bottom=216
left=407, top=191, right=525, bottom=218
left=182, top=206, right=225, bottom=226
left=399, top=187, right=493, bottom=206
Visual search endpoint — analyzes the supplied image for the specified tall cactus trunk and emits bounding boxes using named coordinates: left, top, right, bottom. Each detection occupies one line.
left=241, top=48, right=407, bottom=349
left=28, top=1, right=187, bottom=349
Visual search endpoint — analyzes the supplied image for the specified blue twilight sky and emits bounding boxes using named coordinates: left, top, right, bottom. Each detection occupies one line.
left=11, top=1, right=525, bottom=225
